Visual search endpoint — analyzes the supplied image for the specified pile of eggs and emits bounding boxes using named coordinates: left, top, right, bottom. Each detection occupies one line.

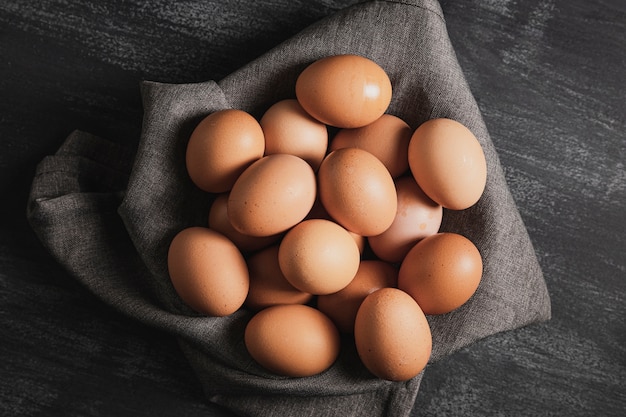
left=167, top=54, right=487, bottom=382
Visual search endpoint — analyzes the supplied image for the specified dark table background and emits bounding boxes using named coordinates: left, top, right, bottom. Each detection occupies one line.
left=1, top=0, right=624, bottom=415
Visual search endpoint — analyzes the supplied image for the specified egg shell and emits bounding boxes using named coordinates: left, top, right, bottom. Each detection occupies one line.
left=186, top=109, right=265, bottom=193
left=278, top=219, right=360, bottom=295
left=245, top=245, right=313, bottom=311
left=354, top=287, right=432, bottom=381
left=295, top=54, right=392, bottom=128
left=330, top=114, right=412, bottom=178
left=228, top=154, right=316, bottom=237
left=244, top=304, right=340, bottom=377
left=317, top=260, right=398, bottom=334
left=408, top=118, right=487, bottom=210
left=304, top=197, right=366, bottom=254
left=167, top=227, right=249, bottom=317
left=260, top=99, right=329, bottom=171
left=350, top=231, right=366, bottom=255
left=318, top=148, right=397, bottom=236
left=208, top=193, right=281, bottom=253
left=368, top=176, right=443, bottom=263
left=398, top=232, right=483, bottom=315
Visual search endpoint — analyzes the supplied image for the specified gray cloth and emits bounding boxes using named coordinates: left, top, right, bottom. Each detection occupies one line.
left=26, top=0, right=551, bottom=416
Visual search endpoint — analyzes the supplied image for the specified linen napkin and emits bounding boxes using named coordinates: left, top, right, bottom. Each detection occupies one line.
left=27, top=0, right=551, bottom=415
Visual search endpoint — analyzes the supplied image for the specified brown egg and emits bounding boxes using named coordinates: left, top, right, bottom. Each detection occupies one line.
left=228, top=154, right=316, bottom=237
left=245, top=245, right=313, bottom=311
left=330, top=114, right=411, bottom=178
left=304, top=196, right=331, bottom=221
left=368, top=176, right=443, bottom=263
left=349, top=231, right=366, bottom=255
left=408, top=118, right=487, bottom=210
left=186, top=109, right=265, bottom=193
left=398, top=232, right=483, bottom=315
left=317, top=260, right=398, bottom=333
left=244, top=304, right=340, bottom=377
left=295, top=54, right=392, bottom=128
left=167, top=227, right=249, bottom=317
left=354, top=287, right=432, bottom=381
left=305, top=197, right=366, bottom=254
left=260, top=99, right=328, bottom=171
left=318, top=148, right=397, bottom=236
left=208, top=193, right=281, bottom=253
left=278, top=219, right=360, bottom=295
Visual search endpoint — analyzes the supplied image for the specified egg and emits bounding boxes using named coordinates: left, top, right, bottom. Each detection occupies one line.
left=295, top=54, right=392, bottom=128
left=304, top=197, right=366, bottom=254
left=245, top=245, right=313, bottom=311
left=167, top=227, right=249, bottom=317
left=317, top=260, right=397, bottom=334
left=398, top=232, right=483, bottom=315
left=278, top=219, right=360, bottom=295
left=368, top=176, right=443, bottom=263
left=244, top=304, right=340, bottom=377
left=208, top=193, right=281, bottom=253
left=354, top=287, right=432, bottom=381
left=228, top=154, right=316, bottom=237
left=408, top=118, right=487, bottom=210
left=178, top=57, right=490, bottom=381
left=330, top=114, right=411, bottom=178
left=186, top=109, right=265, bottom=193
left=350, top=231, right=366, bottom=255
left=260, top=99, right=329, bottom=171
left=318, top=148, right=397, bottom=236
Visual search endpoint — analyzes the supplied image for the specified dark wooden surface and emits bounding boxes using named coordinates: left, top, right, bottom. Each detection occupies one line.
left=1, top=0, right=624, bottom=416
